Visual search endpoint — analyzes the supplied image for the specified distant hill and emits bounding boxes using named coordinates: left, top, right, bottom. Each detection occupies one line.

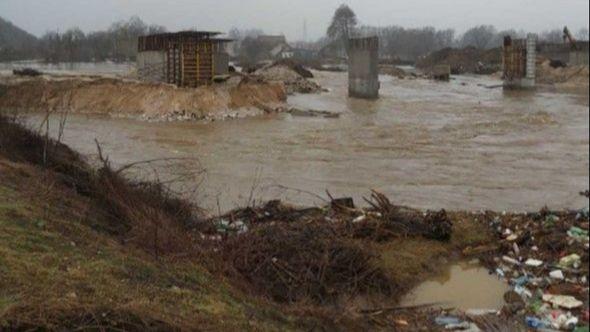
left=0, top=16, right=38, bottom=61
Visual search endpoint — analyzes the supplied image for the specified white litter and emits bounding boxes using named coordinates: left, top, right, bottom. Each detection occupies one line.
left=542, top=294, right=583, bottom=309
left=525, top=259, right=544, bottom=267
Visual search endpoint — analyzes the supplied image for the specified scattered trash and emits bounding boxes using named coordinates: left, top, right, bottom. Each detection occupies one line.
left=502, top=256, right=521, bottom=266
left=465, top=309, right=498, bottom=316
left=435, top=316, right=462, bottom=326
left=542, top=294, right=584, bottom=309
left=445, top=322, right=480, bottom=331
left=546, top=311, right=580, bottom=330
left=512, top=275, right=529, bottom=287
left=544, top=214, right=560, bottom=227
left=525, top=259, right=544, bottom=267
left=559, top=254, right=582, bottom=269
left=568, top=227, right=589, bottom=242
left=475, top=206, right=588, bottom=331
left=576, top=207, right=589, bottom=220
left=352, top=215, right=366, bottom=223
left=514, top=285, right=533, bottom=298
left=549, top=270, right=565, bottom=280
left=526, top=316, right=548, bottom=329
left=506, top=234, right=518, bottom=242
left=513, top=242, right=520, bottom=255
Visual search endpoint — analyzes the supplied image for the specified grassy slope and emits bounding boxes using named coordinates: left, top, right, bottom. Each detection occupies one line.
left=0, top=158, right=306, bottom=331
left=0, top=156, right=495, bottom=331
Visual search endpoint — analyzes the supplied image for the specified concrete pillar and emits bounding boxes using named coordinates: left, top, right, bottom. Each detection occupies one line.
left=213, top=52, right=230, bottom=77
left=348, top=37, right=380, bottom=99
left=522, top=34, right=537, bottom=88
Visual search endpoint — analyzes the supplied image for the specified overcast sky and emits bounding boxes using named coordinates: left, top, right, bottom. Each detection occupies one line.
left=1, top=0, right=589, bottom=40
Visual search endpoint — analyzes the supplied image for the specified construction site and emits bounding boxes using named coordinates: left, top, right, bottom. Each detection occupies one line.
left=0, top=1, right=589, bottom=331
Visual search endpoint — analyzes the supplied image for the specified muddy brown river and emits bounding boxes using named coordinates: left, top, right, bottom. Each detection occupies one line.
left=30, top=71, right=589, bottom=213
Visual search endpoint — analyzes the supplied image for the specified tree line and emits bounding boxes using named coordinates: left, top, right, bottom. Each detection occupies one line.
left=2, top=7, right=589, bottom=64
left=0, top=16, right=165, bottom=63
left=324, top=4, right=589, bottom=61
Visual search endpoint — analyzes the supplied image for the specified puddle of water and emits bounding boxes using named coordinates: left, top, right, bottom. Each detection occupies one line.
left=399, top=262, right=509, bottom=310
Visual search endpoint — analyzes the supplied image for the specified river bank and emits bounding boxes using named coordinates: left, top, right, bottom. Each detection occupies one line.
left=11, top=69, right=587, bottom=213
left=0, top=73, right=288, bottom=122
left=1, top=115, right=588, bottom=331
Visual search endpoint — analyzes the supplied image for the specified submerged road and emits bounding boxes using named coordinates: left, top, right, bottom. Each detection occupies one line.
left=33, top=71, right=590, bottom=212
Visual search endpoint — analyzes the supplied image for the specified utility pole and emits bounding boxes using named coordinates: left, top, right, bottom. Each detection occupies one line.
left=303, top=19, right=308, bottom=43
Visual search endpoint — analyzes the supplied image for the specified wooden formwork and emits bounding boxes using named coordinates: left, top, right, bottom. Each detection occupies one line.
left=503, top=36, right=527, bottom=80
left=138, top=31, right=229, bottom=88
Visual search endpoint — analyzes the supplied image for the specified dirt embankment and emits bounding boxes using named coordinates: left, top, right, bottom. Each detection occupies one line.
left=536, top=60, right=590, bottom=88
left=416, top=47, right=502, bottom=75
left=0, top=74, right=287, bottom=121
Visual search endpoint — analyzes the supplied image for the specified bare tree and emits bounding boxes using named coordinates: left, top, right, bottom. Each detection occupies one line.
left=460, top=25, right=497, bottom=49
left=327, top=4, right=358, bottom=54
left=35, top=16, right=167, bottom=63
left=577, top=27, right=589, bottom=41
left=540, top=29, right=564, bottom=43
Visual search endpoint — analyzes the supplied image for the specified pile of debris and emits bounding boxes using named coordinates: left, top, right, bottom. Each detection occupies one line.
left=380, top=65, right=430, bottom=80
left=12, top=68, right=42, bottom=77
left=466, top=202, right=590, bottom=331
left=287, top=107, right=340, bottom=118
left=222, top=220, right=395, bottom=303
left=254, top=61, right=323, bottom=94
left=380, top=65, right=411, bottom=79
left=416, top=47, right=501, bottom=75
left=206, top=192, right=454, bottom=304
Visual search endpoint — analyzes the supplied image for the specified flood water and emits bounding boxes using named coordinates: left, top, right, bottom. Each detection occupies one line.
left=399, top=262, right=510, bottom=310
left=0, top=60, right=133, bottom=76
left=28, top=70, right=589, bottom=212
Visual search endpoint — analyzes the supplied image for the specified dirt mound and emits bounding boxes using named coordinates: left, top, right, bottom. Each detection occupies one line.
left=416, top=47, right=501, bottom=75
left=254, top=62, right=322, bottom=94
left=271, top=59, right=314, bottom=78
left=536, top=60, right=589, bottom=85
left=0, top=75, right=287, bottom=121
left=380, top=65, right=409, bottom=79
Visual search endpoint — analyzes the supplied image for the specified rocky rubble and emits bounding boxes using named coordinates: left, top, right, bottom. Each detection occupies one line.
left=254, top=62, right=324, bottom=94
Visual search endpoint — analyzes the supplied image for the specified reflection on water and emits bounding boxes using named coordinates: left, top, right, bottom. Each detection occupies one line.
left=28, top=71, right=589, bottom=212
left=399, top=262, right=510, bottom=310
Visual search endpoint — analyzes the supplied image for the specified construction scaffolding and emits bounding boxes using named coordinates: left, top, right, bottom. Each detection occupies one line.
left=137, top=31, right=231, bottom=88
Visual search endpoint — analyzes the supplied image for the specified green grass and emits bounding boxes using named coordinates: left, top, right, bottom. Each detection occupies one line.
left=0, top=163, right=308, bottom=331
left=374, top=211, right=494, bottom=297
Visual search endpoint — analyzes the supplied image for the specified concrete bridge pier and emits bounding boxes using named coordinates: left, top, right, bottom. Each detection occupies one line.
left=348, top=36, right=380, bottom=99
